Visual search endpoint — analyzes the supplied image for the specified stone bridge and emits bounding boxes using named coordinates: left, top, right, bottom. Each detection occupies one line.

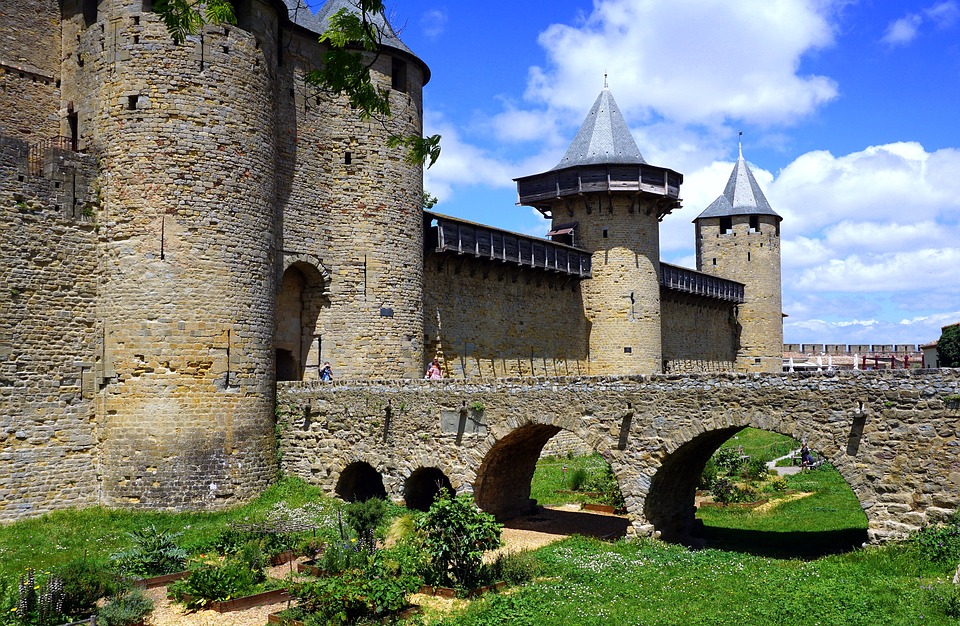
left=277, top=370, right=960, bottom=544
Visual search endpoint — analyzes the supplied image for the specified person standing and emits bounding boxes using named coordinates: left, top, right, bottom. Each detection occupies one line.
left=425, top=357, right=443, bottom=380
left=320, top=362, right=333, bottom=381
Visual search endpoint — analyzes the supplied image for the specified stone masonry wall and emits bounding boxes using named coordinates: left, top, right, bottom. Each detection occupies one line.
left=423, top=255, right=590, bottom=379
left=0, top=136, right=100, bottom=521
left=0, top=0, right=61, bottom=141
left=277, top=29, right=426, bottom=381
left=63, top=1, right=279, bottom=510
left=278, top=369, right=960, bottom=544
left=660, top=292, right=737, bottom=372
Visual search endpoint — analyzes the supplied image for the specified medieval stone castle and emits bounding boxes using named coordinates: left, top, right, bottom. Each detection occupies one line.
left=0, top=0, right=782, bottom=520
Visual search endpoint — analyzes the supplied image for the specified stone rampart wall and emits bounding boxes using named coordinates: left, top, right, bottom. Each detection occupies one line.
left=661, top=293, right=737, bottom=373
left=0, top=136, right=100, bottom=521
left=278, top=369, right=960, bottom=543
left=423, top=255, right=589, bottom=378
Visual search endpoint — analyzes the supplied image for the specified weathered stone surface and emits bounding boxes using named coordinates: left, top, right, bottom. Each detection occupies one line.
left=278, top=369, right=960, bottom=544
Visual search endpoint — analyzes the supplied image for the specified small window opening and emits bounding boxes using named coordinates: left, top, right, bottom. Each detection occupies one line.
left=747, top=251, right=751, bottom=262
left=222, top=45, right=230, bottom=54
left=133, top=35, right=140, bottom=44
left=719, top=216, right=732, bottom=234
left=624, top=347, right=632, bottom=354
left=133, top=16, right=140, bottom=25
left=775, top=222, right=781, bottom=237
left=392, top=58, right=407, bottom=92
left=127, top=95, right=139, bottom=110
left=344, top=152, right=352, bottom=165
left=754, top=357, right=762, bottom=365
left=749, top=215, right=759, bottom=232
left=712, top=258, right=716, bottom=266
left=602, top=228, right=609, bottom=239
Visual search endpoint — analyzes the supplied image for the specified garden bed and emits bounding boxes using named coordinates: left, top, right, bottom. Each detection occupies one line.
left=134, top=570, right=190, bottom=589
left=419, top=582, right=507, bottom=599
left=699, top=498, right=769, bottom=509
left=268, top=604, right=420, bottom=626
left=174, top=588, right=291, bottom=613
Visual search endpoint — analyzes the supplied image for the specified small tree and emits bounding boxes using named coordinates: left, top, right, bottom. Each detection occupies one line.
left=938, top=324, right=960, bottom=368
left=415, top=490, right=501, bottom=590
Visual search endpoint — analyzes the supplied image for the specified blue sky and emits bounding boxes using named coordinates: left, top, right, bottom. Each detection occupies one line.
left=316, top=0, right=960, bottom=346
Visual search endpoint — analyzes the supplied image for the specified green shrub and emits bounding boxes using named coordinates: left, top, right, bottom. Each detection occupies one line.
left=110, top=524, right=187, bottom=577
left=344, top=498, right=387, bottom=553
left=698, top=458, right=717, bottom=490
left=911, top=519, right=960, bottom=564
left=318, top=540, right=364, bottom=575
left=57, top=557, right=121, bottom=616
left=567, top=468, right=588, bottom=491
left=741, top=458, right=769, bottom=482
left=415, top=490, right=502, bottom=590
left=96, top=589, right=154, bottom=626
left=766, top=476, right=788, bottom=493
left=489, top=550, right=541, bottom=585
left=713, top=447, right=745, bottom=473
left=237, top=540, right=268, bottom=583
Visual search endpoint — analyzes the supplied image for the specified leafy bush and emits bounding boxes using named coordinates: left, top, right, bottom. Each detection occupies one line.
left=567, top=468, right=588, bottom=491
left=698, top=458, right=717, bottom=490
left=110, top=525, right=187, bottom=577
left=57, top=557, right=121, bottom=616
left=741, top=458, right=770, bottom=482
left=911, top=518, right=960, bottom=564
left=318, top=540, right=365, bottom=575
left=96, top=589, right=154, bottom=626
left=713, top=447, right=745, bottom=473
left=344, top=498, right=387, bottom=553
left=766, top=476, right=788, bottom=493
left=489, top=550, right=541, bottom=585
left=415, top=490, right=502, bottom=590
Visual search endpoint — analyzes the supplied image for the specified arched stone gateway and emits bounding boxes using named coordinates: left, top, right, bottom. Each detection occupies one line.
left=278, top=370, right=960, bottom=543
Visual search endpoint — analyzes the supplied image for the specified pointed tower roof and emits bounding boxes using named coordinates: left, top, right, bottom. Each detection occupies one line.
left=696, top=146, right=780, bottom=221
left=552, top=87, right=646, bottom=170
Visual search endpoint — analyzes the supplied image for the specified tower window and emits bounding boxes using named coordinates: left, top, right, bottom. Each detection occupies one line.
left=602, top=228, right=609, bottom=239
left=747, top=251, right=751, bottom=262
left=392, top=58, right=408, bottom=93
left=344, top=152, right=352, bottom=165
left=749, top=215, right=759, bottom=232
left=623, top=347, right=632, bottom=354
left=719, top=217, right=732, bottom=234
left=712, top=258, right=716, bottom=266
left=127, top=95, right=139, bottom=110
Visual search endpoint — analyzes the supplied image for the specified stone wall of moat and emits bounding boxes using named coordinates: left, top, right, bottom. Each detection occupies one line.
left=278, top=369, right=960, bottom=544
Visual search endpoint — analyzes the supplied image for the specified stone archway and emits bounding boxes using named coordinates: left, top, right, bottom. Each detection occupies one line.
left=276, top=254, right=330, bottom=382
left=473, top=424, right=563, bottom=520
left=335, top=461, right=387, bottom=502
left=404, top=467, right=454, bottom=511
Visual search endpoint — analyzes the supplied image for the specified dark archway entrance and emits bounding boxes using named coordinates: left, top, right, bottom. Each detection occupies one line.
left=335, top=462, right=387, bottom=502
left=275, top=260, right=329, bottom=382
left=404, top=467, right=454, bottom=511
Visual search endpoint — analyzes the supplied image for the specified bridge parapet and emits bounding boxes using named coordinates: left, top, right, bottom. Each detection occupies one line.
left=278, top=370, right=960, bottom=544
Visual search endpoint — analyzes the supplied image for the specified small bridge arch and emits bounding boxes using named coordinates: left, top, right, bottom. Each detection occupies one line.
left=278, top=370, right=960, bottom=543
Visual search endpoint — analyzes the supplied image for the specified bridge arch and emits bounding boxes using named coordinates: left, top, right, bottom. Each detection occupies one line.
left=335, top=461, right=387, bottom=502
left=404, top=467, right=455, bottom=511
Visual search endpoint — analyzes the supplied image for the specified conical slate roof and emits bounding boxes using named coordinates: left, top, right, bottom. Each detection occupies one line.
left=696, top=149, right=781, bottom=220
left=314, top=0, right=415, bottom=57
left=552, top=87, right=646, bottom=170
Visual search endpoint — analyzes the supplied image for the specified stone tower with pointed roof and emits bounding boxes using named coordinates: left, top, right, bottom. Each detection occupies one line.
left=516, top=87, right=683, bottom=374
left=695, top=145, right=783, bottom=372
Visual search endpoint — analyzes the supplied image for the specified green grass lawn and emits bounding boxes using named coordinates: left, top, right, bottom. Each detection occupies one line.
left=530, top=453, right=611, bottom=506
left=720, top=427, right=799, bottom=462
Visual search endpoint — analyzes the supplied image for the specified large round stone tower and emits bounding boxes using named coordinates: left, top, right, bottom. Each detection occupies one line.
left=60, top=0, right=283, bottom=508
left=694, top=144, right=783, bottom=373
left=515, top=87, right=682, bottom=374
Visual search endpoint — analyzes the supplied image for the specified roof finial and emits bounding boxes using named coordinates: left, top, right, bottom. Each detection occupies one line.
left=738, top=131, right=743, bottom=159
left=604, top=72, right=608, bottom=89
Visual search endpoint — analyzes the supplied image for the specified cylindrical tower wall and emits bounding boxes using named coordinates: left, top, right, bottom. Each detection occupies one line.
left=278, top=33, right=426, bottom=380
left=560, top=194, right=662, bottom=374
left=696, top=214, right=782, bottom=372
left=67, top=0, right=280, bottom=508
